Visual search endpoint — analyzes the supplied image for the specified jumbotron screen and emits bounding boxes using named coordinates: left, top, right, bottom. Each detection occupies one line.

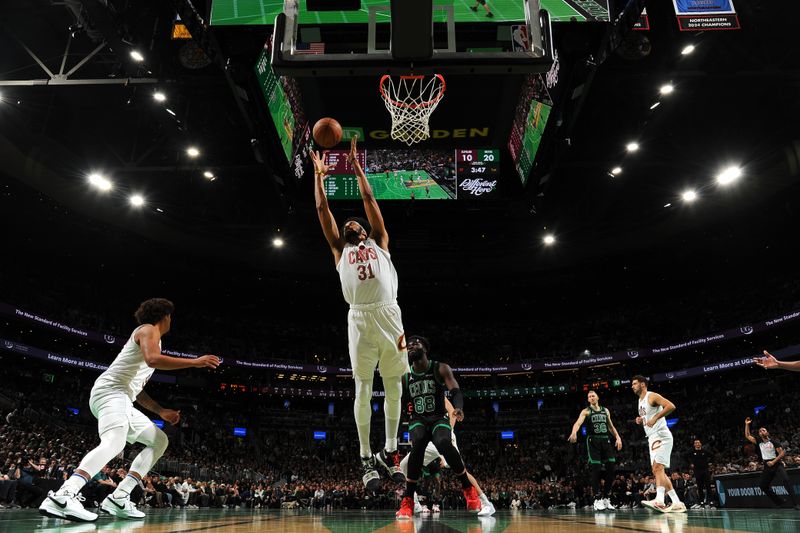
left=322, top=149, right=499, bottom=200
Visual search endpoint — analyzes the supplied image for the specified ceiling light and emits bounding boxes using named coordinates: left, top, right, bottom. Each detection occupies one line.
left=681, top=189, right=697, bottom=203
left=650, top=102, right=661, bottom=110
left=610, top=167, right=622, bottom=176
left=659, top=84, right=674, bottom=95
left=165, top=108, right=176, bottom=116
left=716, top=166, right=742, bottom=185
left=130, top=50, right=144, bottom=62
left=186, top=146, right=200, bottom=158
left=664, top=203, right=672, bottom=208
left=681, top=44, right=695, bottom=55
left=153, top=92, right=166, bottom=102
left=273, top=237, right=285, bottom=248
left=203, top=171, right=214, bottom=179
left=88, top=173, right=112, bottom=192
left=543, top=234, right=555, bottom=246
left=130, top=194, right=145, bottom=207
left=156, top=208, right=164, bottom=213
left=625, top=142, right=640, bottom=153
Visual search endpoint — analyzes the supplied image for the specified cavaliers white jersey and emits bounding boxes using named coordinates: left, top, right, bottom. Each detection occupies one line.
left=337, top=238, right=398, bottom=306
left=638, top=391, right=669, bottom=438
left=91, top=325, right=156, bottom=401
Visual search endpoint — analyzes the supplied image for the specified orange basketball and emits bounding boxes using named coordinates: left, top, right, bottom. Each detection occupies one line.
left=313, top=118, right=343, bottom=148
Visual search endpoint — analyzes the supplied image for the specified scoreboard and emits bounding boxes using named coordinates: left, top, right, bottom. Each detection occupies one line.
left=456, top=149, right=500, bottom=198
left=322, top=150, right=367, bottom=200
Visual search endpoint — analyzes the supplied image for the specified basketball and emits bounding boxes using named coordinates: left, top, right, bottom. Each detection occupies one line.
left=313, top=118, right=343, bottom=148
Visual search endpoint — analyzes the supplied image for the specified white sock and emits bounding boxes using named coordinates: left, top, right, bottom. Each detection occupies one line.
left=479, top=493, right=490, bottom=505
left=382, top=375, right=402, bottom=453
left=668, top=489, right=681, bottom=504
left=113, top=474, right=140, bottom=498
left=60, top=473, right=90, bottom=495
left=385, top=438, right=398, bottom=453
left=353, top=377, right=374, bottom=458
left=414, top=493, right=420, bottom=504
left=656, top=486, right=665, bottom=504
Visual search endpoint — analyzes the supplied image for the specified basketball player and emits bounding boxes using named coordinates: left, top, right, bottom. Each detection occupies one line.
left=400, top=394, right=496, bottom=516
left=469, top=0, right=493, bottom=17
left=744, top=417, right=800, bottom=509
left=568, top=390, right=623, bottom=510
left=39, top=299, right=220, bottom=522
left=631, top=375, right=686, bottom=513
left=754, top=350, right=800, bottom=372
left=311, top=136, right=407, bottom=490
left=396, top=335, right=481, bottom=519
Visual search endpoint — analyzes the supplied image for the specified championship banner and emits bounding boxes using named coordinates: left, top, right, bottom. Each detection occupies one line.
left=673, top=0, right=740, bottom=31
left=633, top=7, right=649, bottom=31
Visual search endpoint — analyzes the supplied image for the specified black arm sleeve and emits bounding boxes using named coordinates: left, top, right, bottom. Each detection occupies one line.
left=450, top=388, right=464, bottom=410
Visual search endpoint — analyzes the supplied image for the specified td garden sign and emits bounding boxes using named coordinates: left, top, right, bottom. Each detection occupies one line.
left=341, top=127, right=490, bottom=141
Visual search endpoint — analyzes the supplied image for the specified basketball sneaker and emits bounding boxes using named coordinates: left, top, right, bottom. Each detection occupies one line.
left=641, top=499, right=671, bottom=513
left=593, top=498, right=606, bottom=510
left=478, top=500, right=496, bottom=516
left=421, top=505, right=430, bottom=514
left=361, top=455, right=381, bottom=491
left=376, top=449, right=405, bottom=483
left=463, top=486, right=481, bottom=512
left=414, top=499, right=423, bottom=514
left=39, top=490, right=98, bottom=522
left=396, top=496, right=414, bottom=520
left=100, top=494, right=146, bottom=519
left=603, top=498, right=615, bottom=510
left=432, top=503, right=441, bottom=514
left=669, top=502, right=687, bottom=513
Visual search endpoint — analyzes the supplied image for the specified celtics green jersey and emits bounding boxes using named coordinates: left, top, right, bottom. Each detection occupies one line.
left=586, top=406, right=611, bottom=436
left=404, top=360, right=446, bottom=422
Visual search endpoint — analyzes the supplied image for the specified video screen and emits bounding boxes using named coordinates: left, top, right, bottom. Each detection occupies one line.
left=508, top=74, right=552, bottom=186
left=322, top=148, right=500, bottom=200
left=211, top=0, right=610, bottom=26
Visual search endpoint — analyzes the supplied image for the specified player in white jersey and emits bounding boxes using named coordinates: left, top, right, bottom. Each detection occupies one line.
left=312, top=136, right=409, bottom=490
left=631, top=375, right=686, bottom=513
left=39, top=299, right=220, bottom=522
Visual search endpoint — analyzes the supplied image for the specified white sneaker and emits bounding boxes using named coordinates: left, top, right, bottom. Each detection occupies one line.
left=603, top=498, right=615, bottom=510
left=39, top=490, right=98, bottom=522
left=101, top=494, right=146, bottom=519
left=421, top=505, right=430, bottom=514
left=432, top=504, right=440, bottom=514
left=414, top=501, right=423, bottom=514
left=478, top=501, right=496, bottom=516
left=642, top=499, right=671, bottom=513
left=669, top=502, right=687, bottom=513
left=593, top=499, right=607, bottom=511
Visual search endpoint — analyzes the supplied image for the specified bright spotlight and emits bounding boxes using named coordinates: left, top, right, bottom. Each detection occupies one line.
left=186, top=146, right=200, bottom=158
left=610, top=167, right=622, bottom=176
left=625, top=142, right=640, bottom=153
left=659, top=84, right=674, bottom=95
left=681, top=44, right=696, bottom=55
left=543, top=234, right=556, bottom=246
left=203, top=171, right=214, bottom=179
left=130, top=194, right=145, bottom=207
left=88, top=173, right=112, bottom=192
left=650, top=102, right=661, bottom=110
left=716, top=166, right=742, bottom=185
left=130, top=50, right=144, bottom=62
left=273, top=237, right=285, bottom=248
left=681, top=189, right=698, bottom=203
left=153, top=92, right=166, bottom=102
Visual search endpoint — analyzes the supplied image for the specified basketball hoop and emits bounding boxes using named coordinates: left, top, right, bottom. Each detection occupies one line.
left=379, top=74, right=446, bottom=146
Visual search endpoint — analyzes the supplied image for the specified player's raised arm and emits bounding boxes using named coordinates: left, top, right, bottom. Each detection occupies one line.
left=744, top=417, right=757, bottom=444
left=754, top=350, right=800, bottom=372
left=137, top=325, right=219, bottom=371
left=312, top=150, right=344, bottom=263
left=568, top=409, right=588, bottom=443
left=439, top=363, right=464, bottom=421
left=347, top=136, right=388, bottom=250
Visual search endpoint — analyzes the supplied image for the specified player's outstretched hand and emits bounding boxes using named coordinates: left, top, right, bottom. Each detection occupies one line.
left=347, top=134, right=359, bottom=164
left=161, top=409, right=181, bottom=425
left=754, top=350, right=779, bottom=369
left=311, top=150, right=329, bottom=176
left=453, top=408, right=465, bottom=422
left=567, top=433, right=577, bottom=443
left=194, top=355, right=220, bottom=369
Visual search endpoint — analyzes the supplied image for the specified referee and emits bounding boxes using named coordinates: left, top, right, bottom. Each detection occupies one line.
left=568, top=391, right=623, bottom=511
left=744, top=417, right=799, bottom=509
left=688, top=439, right=712, bottom=508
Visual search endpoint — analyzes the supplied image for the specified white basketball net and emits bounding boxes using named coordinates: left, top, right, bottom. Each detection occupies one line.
left=379, top=75, right=446, bottom=146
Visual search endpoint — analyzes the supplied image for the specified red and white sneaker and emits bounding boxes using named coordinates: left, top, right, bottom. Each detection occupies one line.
left=642, top=499, right=671, bottom=513
left=396, top=496, right=414, bottom=520
left=464, top=486, right=481, bottom=512
left=377, top=449, right=406, bottom=483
